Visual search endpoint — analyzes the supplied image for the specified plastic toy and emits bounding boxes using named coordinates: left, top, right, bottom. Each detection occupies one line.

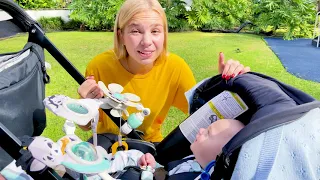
left=29, top=81, right=152, bottom=179
left=27, top=135, right=113, bottom=179
left=44, top=81, right=150, bottom=147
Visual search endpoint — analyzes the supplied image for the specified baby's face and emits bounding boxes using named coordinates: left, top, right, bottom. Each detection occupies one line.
left=190, top=119, right=244, bottom=168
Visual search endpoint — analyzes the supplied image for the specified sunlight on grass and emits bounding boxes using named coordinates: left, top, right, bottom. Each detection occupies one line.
left=1, top=31, right=319, bottom=141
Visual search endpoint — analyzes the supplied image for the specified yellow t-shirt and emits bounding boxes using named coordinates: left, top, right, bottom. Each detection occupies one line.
left=85, top=50, right=196, bottom=142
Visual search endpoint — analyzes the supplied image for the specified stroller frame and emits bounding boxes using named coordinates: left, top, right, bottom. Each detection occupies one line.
left=0, top=0, right=143, bottom=179
left=0, top=0, right=142, bottom=140
left=2, top=1, right=320, bottom=180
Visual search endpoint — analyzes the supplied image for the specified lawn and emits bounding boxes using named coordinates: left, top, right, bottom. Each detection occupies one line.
left=1, top=31, right=319, bottom=141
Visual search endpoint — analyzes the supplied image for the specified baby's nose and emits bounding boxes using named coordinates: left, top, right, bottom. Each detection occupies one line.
left=199, top=128, right=205, bottom=134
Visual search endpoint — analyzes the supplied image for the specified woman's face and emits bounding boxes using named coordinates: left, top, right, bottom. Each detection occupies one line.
left=120, top=10, right=165, bottom=66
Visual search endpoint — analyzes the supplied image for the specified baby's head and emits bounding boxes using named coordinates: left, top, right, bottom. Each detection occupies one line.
left=190, top=119, right=244, bottom=168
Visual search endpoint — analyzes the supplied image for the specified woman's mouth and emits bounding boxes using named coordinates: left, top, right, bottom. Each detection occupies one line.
left=138, top=51, right=153, bottom=58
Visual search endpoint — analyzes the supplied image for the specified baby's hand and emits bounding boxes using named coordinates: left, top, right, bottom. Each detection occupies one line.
left=138, top=153, right=156, bottom=169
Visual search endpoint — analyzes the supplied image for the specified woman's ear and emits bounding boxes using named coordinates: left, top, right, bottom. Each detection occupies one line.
left=118, top=29, right=124, bottom=45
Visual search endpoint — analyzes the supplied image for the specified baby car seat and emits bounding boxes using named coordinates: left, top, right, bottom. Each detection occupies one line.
left=154, top=72, right=319, bottom=180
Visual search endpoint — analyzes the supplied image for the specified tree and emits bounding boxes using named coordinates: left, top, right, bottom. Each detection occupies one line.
left=187, top=0, right=253, bottom=31
left=160, top=0, right=190, bottom=31
left=252, top=0, right=316, bottom=39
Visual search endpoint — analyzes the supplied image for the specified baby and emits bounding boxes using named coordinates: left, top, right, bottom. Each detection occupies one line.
left=141, top=119, right=244, bottom=177
left=190, top=119, right=244, bottom=169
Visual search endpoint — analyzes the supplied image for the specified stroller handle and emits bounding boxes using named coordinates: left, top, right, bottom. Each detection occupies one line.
left=0, top=0, right=38, bottom=32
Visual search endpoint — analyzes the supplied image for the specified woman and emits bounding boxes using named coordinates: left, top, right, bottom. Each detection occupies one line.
left=78, top=0, right=250, bottom=143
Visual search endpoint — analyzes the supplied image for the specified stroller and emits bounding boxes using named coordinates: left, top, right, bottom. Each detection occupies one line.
left=1, top=0, right=320, bottom=179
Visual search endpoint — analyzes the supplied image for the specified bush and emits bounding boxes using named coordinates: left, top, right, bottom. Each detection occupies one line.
left=38, top=17, right=64, bottom=32
left=13, top=0, right=58, bottom=9
left=69, top=0, right=191, bottom=32
left=55, top=0, right=72, bottom=8
left=63, top=19, right=83, bottom=31
left=160, top=0, right=191, bottom=32
left=64, top=0, right=315, bottom=40
left=252, top=0, right=316, bottom=40
left=187, top=0, right=253, bottom=32
left=69, top=0, right=124, bottom=31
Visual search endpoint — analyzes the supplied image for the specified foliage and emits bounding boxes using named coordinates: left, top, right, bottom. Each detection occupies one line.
left=160, top=0, right=191, bottom=31
left=252, top=0, right=316, bottom=40
left=38, top=17, right=64, bottom=32
left=17, top=0, right=317, bottom=39
left=187, top=0, right=253, bottom=31
left=63, top=19, right=83, bottom=30
left=69, top=0, right=124, bottom=31
left=55, top=0, right=72, bottom=8
left=13, top=0, right=58, bottom=9
left=39, top=17, right=83, bottom=31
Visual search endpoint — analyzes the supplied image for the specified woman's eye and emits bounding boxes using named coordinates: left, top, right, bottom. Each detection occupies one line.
left=152, top=30, right=160, bottom=34
left=131, top=30, right=139, bottom=34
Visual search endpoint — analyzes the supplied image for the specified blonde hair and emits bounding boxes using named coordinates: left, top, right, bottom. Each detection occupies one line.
left=113, top=0, right=168, bottom=61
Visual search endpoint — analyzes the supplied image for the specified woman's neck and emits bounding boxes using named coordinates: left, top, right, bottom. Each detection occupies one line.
left=120, top=57, right=154, bottom=75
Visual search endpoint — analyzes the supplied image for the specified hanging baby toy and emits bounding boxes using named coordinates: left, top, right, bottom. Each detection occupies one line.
left=97, top=82, right=151, bottom=154
left=25, top=81, right=152, bottom=179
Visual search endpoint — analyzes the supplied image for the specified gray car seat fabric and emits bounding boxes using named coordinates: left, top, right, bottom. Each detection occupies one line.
left=232, top=107, right=320, bottom=180
left=187, top=72, right=317, bottom=179
left=190, top=72, right=315, bottom=125
left=156, top=72, right=316, bottom=169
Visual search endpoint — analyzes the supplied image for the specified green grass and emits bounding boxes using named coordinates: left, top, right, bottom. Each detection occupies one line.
left=1, top=31, right=319, bottom=141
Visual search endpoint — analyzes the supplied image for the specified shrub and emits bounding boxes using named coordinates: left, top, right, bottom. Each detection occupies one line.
left=13, top=0, right=58, bottom=9
left=160, top=0, right=191, bottom=32
left=69, top=0, right=124, bottom=31
left=252, top=0, right=316, bottom=40
left=38, top=17, right=64, bottom=32
left=63, top=19, right=83, bottom=31
left=187, top=0, right=253, bottom=31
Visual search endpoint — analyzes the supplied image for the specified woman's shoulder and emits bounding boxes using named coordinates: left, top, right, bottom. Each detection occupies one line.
left=87, top=50, right=118, bottom=68
left=166, top=52, right=189, bottom=68
left=167, top=52, right=185, bottom=62
left=91, top=50, right=117, bottom=63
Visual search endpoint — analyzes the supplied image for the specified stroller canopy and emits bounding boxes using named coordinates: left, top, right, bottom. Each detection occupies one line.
left=0, top=0, right=37, bottom=39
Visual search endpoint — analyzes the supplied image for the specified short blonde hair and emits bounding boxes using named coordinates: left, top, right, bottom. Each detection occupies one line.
left=113, top=0, right=168, bottom=61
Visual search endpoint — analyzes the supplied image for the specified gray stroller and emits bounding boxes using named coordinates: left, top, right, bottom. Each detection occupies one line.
left=1, top=0, right=320, bottom=179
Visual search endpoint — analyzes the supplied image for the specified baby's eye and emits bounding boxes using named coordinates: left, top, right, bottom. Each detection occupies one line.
left=205, top=129, right=210, bottom=136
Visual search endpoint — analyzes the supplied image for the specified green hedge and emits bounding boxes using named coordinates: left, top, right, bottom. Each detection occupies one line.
left=38, top=17, right=82, bottom=32
left=31, top=0, right=318, bottom=39
left=13, top=0, right=68, bottom=9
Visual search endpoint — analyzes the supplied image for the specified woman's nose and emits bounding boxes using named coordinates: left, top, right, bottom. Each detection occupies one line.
left=141, top=33, right=152, bottom=47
